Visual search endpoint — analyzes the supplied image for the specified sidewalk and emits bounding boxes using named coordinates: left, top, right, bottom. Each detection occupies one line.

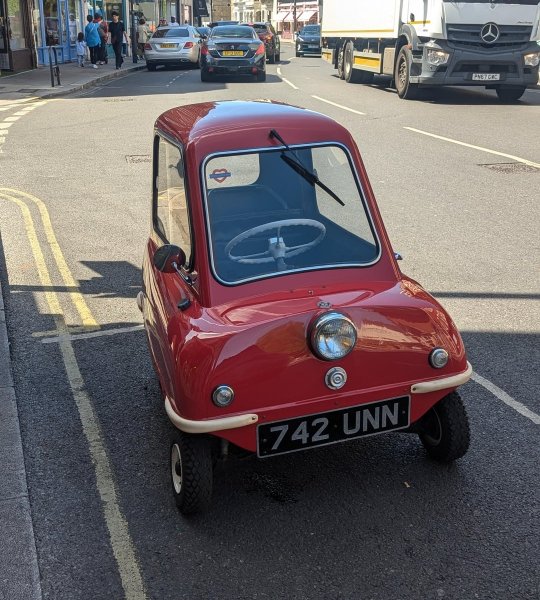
left=0, top=59, right=146, bottom=102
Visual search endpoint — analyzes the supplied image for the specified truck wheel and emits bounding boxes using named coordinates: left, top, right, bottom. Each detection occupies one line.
left=337, top=45, right=345, bottom=79
left=495, top=86, right=526, bottom=103
left=170, top=431, right=213, bottom=515
left=343, top=41, right=373, bottom=84
left=419, top=391, right=470, bottom=462
left=395, top=46, right=419, bottom=99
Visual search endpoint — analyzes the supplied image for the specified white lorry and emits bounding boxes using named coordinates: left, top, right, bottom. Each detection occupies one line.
left=321, top=0, right=540, bottom=102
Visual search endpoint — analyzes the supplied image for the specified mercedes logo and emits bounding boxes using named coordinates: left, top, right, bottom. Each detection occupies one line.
left=480, top=22, right=500, bottom=44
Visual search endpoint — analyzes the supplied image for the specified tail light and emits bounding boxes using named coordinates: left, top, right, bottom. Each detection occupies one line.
left=264, top=34, right=272, bottom=42
left=144, top=43, right=152, bottom=50
left=254, top=44, right=265, bottom=56
left=184, top=42, right=194, bottom=49
left=201, top=45, right=209, bottom=55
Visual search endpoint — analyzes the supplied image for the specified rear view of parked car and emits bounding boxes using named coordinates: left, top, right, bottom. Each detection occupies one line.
left=200, top=25, right=266, bottom=82
left=249, top=22, right=280, bottom=63
left=296, top=24, right=321, bottom=57
left=145, top=25, right=202, bottom=71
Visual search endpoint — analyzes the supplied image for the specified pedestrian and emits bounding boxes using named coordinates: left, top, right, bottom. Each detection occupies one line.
left=109, top=11, right=127, bottom=69
left=84, top=14, right=100, bottom=68
left=137, top=18, right=150, bottom=59
left=94, top=12, right=108, bottom=64
left=169, top=16, right=180, bottom=27
left=76, top=31, right=86, bottom=67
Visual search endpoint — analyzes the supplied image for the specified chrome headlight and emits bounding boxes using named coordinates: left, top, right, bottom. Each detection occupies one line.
left=309, top=312, right=357, bottom=361
left=429, top=348, right=449, bottom=369
left=212, top=385, right=234, bottom=407
left=524, top=52, right=540, bottom=67
left=426, top=49, right=449, bottom=66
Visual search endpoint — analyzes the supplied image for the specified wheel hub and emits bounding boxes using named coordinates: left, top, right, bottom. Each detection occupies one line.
left=171, top=443, right=183, bottom=493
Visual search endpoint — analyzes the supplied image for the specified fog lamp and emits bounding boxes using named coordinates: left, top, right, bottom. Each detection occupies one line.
left=524, top=52, right=540, bottom=67
left=310, top=312, right=357, bottom=361
left=212, top=385, right=234, bottom=407
left=429, top=348, right=449, bottom=369
left=427, top=49, right=449, bottom=66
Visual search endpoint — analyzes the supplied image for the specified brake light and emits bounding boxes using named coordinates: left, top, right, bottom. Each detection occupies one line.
left=184, top=42, right=194, bottom=49
left=254, top=44, right=265, bottom=55
left=144, top=43, right=152, bottom=50
left=264, top=34, right=272, bottom=42
left=201, top=45, right=209, bottom=55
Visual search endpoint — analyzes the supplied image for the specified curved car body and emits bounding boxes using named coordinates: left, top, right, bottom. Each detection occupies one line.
left=144, top=25, right=202, bottom=70
left=296, top=24, right=321, bottom=56
left=200, top=25, right=266, bottom=81
left=140, top=101, right=472, bottom=514
left=248, top=22, right=280, bottom=63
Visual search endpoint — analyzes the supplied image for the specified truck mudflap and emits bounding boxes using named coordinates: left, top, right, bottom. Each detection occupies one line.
left=411, top=40, right=540, bottom=88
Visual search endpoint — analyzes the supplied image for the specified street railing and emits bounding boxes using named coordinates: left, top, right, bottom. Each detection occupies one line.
left=48, top=46, right=61, bottom=87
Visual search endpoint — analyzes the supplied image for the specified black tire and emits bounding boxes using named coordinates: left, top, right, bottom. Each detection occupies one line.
left=275, top=51, right=280, bottom=62
left=343, top=41, right=373, bottom=84
left=296, top=50, right=302, bottom=57
left=419, top=391, right=470, bottom=462
left=337, top=45, right=345, bottom=80
left=395, top=46, right=419, bottom=99
left=256, top=70, right=266, bottom=82
left=147, top=63, right=156, bottom=72
left=200, top=68, right=212, bottom=82
left=495, top=86, right=526, bottom=103
left=268, top=47, right=276, bottom=64
left=170, top=431, right=213, bottom=515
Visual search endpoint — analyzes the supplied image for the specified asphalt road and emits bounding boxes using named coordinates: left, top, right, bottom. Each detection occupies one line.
left=0, top=46, right=539, bottom=600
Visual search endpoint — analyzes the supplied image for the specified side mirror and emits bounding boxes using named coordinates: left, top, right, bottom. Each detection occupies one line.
left=153, top=244, right=186, bottom=273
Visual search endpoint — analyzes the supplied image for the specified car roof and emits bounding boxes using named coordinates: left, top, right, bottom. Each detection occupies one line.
left=155, top=100, right=349, bottom=152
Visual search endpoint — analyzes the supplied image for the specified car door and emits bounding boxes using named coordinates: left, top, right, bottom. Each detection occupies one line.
left=145, top=134, right=195, bottom=403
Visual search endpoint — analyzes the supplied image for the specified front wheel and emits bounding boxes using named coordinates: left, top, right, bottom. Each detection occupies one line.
left=419, top=391, right=470, bottom=462
left=146, top=63, right=156, bottom=72
left=495, top=86, right=526, bottom=103
left=170, top=431, right=213, bottom=515
left=256, top=70, right=266, bottom=82
left=395, top=46, right=419, bottom=99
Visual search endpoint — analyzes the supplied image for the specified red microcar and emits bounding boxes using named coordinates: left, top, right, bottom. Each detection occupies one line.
left=138, top=100, right=472, bottom=515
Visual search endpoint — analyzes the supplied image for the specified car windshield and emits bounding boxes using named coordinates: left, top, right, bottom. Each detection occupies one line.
left=152, top=28, right=190, bottom=38
left=251, top=24, right=268, bottom=32
left=301, top=26, right=320, bottom=35
left=203, top=145, right=380, bottom=285
left=211, top=26, right=255, bottom=38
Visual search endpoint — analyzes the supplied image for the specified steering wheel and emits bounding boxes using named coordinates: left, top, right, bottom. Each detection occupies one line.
left=224, top=219, right=326, bottom=265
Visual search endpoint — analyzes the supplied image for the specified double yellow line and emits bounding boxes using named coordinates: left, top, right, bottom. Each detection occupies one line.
left=0, top=188, right=147, bottom=600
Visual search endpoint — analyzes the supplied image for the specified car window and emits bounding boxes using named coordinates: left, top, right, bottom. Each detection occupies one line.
left=300, top=26, right=320, bottom=35
left=154, top=136, right=192, bottom=263
left=203, top=145, right=379, bottom=285
left=251, top=24, right=268, bottom=32
left=152, top=28, right=190, bottom=38
left=211, top=26, right=256, bottom=38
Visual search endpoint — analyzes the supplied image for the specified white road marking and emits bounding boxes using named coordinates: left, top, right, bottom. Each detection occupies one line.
left=0, top=122, right=13, bottom=129
left=311, top=95, right=366, bottom=115
left=277, top=66, right=282, bottom=76
left=42, top=324, right=144, bottom=344
left=282, top=77, right=299, bottom=90
left=404, top=127, right=540, bottom=169
left=472, top=371, right=540, bottom=425
left=4, top=116, right=20, bottom=122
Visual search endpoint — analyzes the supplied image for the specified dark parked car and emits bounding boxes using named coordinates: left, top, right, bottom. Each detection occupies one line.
left=200, top=25, right=266, bottom=82
left=248, top=22, right=280, bottom=63
left=208, top=20, right=239, bottom=28
left=196, top=26, right=211, bottom=39
left=296, top=24, right=321, bottom=57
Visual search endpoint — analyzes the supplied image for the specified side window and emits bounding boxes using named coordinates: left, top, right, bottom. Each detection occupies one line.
left=154, top=136, right=193, bottom=265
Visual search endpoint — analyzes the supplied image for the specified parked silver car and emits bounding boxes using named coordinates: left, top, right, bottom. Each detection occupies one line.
left=145, top=26, right=202, bottom=71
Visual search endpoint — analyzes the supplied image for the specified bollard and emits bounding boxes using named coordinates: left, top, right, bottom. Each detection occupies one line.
left=48, top=46, right=61, bottom=87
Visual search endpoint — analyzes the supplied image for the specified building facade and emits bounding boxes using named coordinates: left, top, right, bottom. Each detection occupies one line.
left=231, top=1, right=271, bottom=23
left=275, top=0, right=318, bottom=38
left=209, top=0, right=230, bottom=23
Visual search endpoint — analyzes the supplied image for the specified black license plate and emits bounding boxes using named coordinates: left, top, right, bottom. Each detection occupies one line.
left=257, top=396, right=410, bottom=457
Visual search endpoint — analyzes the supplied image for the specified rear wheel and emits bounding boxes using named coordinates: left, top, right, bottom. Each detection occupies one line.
left=495, top=86, right=526, bottom=103
left=395, top=46, right=419, bottom=99
left=275, top=50, right=280, bottom=62
left=343, top=41, right=373, bottom=84
left=200, top=68, right=212, bottom=82
left=147, top=63, right=156, bottom=71
left=170, top=431, right=213, bottom=515
left=419, top=391, right=470, bottom=462
left=337, top=45, right=345, bottom=79
left=257, top=70, right=266, bottom=82
left=268, top=47, right=276, bottom=64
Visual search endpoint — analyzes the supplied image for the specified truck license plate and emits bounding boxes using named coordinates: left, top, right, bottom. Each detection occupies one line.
left=472, top=73, right=500, bottom=81
left=257, top=396, right=410, bottom=457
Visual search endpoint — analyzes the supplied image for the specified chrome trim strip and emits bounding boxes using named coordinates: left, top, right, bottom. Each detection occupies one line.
left=411, top=362, right=473, bottom=394
left=165, top=396, right=258, bottom=433
left=200, top=141, right=382, bottom=286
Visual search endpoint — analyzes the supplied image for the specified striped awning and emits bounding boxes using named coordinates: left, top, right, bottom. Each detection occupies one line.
left=275, top=10, right=290, bottom=21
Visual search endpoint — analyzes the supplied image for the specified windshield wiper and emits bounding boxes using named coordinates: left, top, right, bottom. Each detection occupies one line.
left=269, top=129, right=345, bottom=207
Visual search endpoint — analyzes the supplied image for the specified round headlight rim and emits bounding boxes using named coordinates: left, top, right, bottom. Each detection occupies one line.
left=212, top=384, right=235, bottom=408
left=309, top=311, right=358, bottom=362
left=429, top=348, right=449, bottom=369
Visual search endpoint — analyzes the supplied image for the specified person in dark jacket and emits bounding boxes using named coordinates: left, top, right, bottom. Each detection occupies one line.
left=108, top=11, right=127, bottom=69
left=94, top=12, right=108, bottom=64
left=84, top=14, right=100, bottom=68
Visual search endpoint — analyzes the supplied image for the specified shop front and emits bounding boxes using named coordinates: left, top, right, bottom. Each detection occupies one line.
left=275, top=1, right=317, bottom=39
left=0, top=0, right=36, bottom=72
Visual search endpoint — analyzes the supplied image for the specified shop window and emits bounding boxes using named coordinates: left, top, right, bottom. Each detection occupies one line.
left=7, top=0, right=27, bottom=49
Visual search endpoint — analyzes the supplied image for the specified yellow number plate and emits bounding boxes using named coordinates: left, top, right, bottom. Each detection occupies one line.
left=160, top=43, right=176, bottom=48
left=222, top=50, right=244, bottom=56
